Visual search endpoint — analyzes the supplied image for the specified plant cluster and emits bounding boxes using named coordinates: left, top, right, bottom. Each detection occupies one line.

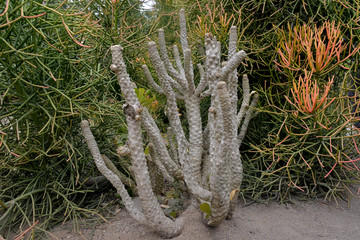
left=1, top=0, right=360, bottom=238
left=81, top=9, right=257, bottom=237
left=252, top=18, right=360, bottom=201
left=0, top=0, right=156, bottom=237
left=161, top=0, right=360, bottom=201
left=241, top=1, right=360, bottom=201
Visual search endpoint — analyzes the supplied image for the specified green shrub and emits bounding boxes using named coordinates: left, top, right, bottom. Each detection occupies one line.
left=155, top=0, right=360, bottom=201
left=230, top=0, right=360, bottom=201
left=0, top=0, right=155, bottom=237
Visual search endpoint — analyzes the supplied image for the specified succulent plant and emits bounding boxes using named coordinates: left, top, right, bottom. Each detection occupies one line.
left=81, top=9, right=258, bottom=238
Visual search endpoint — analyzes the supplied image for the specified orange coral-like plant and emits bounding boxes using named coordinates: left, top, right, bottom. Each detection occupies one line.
left=286, top=71, right=335, bottom=114
left=276, top=21, right=359, bottom=76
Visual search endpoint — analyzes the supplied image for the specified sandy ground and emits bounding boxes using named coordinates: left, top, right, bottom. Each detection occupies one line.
left=48, top=192, right=360, bottom=240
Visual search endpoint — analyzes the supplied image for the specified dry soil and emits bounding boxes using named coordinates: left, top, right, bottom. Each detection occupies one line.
left=48, top=192, right=360, bottom=240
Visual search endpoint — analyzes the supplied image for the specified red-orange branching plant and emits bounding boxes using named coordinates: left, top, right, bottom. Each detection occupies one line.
left=0, top=1, right=46, bottom=28
left=275, top=24, right=304, bottom=72
left=276, top=21, right=359, bottom=77
left=286, top=71, right=335, bottom=114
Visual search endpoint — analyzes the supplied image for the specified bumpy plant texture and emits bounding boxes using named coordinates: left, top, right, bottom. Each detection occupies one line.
left=81, top=9, right=258, bottom=237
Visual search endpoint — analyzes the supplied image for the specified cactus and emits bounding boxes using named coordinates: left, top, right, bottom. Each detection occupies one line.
left=81, top=9, right=258, bottom=237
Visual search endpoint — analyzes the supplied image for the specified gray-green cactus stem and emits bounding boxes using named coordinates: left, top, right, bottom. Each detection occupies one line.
left=227, top=26, right=239, bottom=109
left=142, top=65, right=164, bottom=95
left=228, top=26, right=238, bottom=59
left=238, top=93, right=259, bottom=147
left=148, top=142, right=174, bottom=182
left=123, top=104, right=184, bottom=238
left=179, top=8, right=189, bottom=51
left=111, top=45, right=184, bottom=237
left=195, top=63, right=207, bottom=96
left=184, top=48, right=195, bottom=93
left=204, top=82, right=233, bottom=226
left=166, top=127, right=179, bottom=164
left=148, top=42, right=183, bottom=93
left=140, top=108, right=184, bottom=180
left=221, top=50, right=247, bottom=82
left=158, top=29, right=179, bottom=77
left=205, top=34, right=221, bottom=95
left=173, top=45, right=186, bottom=81
left=102, top=154, right=137, bottom=194
left=80, top=120, right=147, bottom=225
left=236, top=74, right=251, bottom=128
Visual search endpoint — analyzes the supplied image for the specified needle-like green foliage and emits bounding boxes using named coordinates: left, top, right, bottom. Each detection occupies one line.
left=0, top=0, right=157, bottom=238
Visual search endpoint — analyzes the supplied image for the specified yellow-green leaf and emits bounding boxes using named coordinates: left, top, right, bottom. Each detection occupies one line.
left=169, top=211, right=177, bottom=218
left=199, top=202, right=211, bottom=218
left=144, top=145, right=150, bottom=155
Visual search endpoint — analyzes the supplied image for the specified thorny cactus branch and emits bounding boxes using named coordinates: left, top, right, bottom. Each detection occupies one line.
left=81, top=9, right=258, bottom=238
